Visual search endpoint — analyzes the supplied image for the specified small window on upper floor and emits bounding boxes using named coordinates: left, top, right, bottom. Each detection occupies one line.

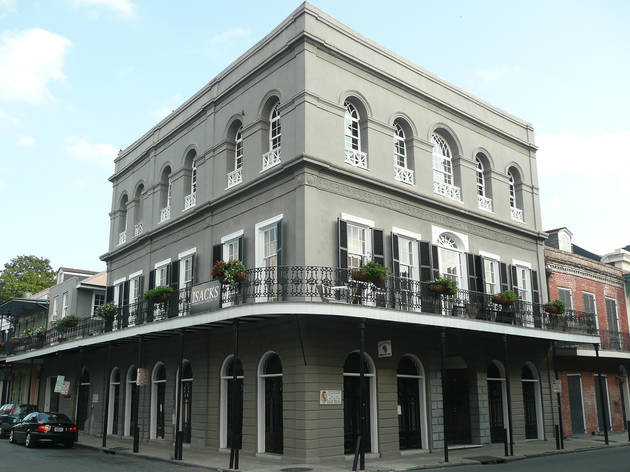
left=344, top=101, right=367, bottom=169
left=159, top=167, right=172, bottom=223
left=183, top=150, right=197, bottom=211
left=393, top=121, right=414, bottom=185
left=262, top=101, right=281, bottom=172
left=118, top=194, right=128, bottom=246
left=475, top=154, right=492, bottom=212
left=227, top=120, right=244, bottom=189
left=507, top=168, right=524, bottom=223
left=133, top=184, right=144, bottom=237
left=431, top=132, right=461, bottom=201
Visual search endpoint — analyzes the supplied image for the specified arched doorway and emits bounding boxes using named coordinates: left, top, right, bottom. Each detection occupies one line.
left=108, top=367, right=121, bottom=435
left=619, top=366, right=630, bottom=431
left=487, top=361, right=509, bottom=443
left=76, top=369, right=90, bottom=431
left=343, top=351, right=377, bottom=454
left=220, top=356, right=243, bottom=450
left=257, top=352, right=283, bottom=454
left=176, top=360, right=193, bottom=444
left=151, top=363, right=166, bottom=439
left=124, top=365, right=137, bottom=437
left=397, top=355, right=428, bottom=450
left=521, top=362, right=543, bottom=439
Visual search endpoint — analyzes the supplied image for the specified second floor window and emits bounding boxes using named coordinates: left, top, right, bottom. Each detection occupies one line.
left=431, top=133, right=453, bottom=186
left=270, top=104, right=281, bottom=151
left=344, top=102, right=360, bottom=151
left=476, top=157, right=486, bottom=197
left=508, top=171, right=517, bottom=208
left=223, top=238, right=240, bottom=261
left=62, top=292, right=68, bottom=317
left=235, top=126, right=243, bottom=170
left=92, top=293, right=105, bottom=316
left=347, top=223, right=371, bottom=270
left=52, top=296, right=59, bottom=319
left=515, top=266, right=531, bottom=303
left=191, top=161, right=197, bottom=195
left=558, top=288, right=573, bottom=310
left=437, top=234, right=463, bottom=289
left=483, top=258, right=500, bottom=294
left=263, top=226, right=278, bottom=268
left=129, top=277, right=140, bottom=304
left=393, top=123, right=406, bottom=168
left=397, top=236, right=417, bottom=280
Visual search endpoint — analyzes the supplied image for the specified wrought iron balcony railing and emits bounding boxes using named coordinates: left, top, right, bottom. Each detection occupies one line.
left=262, top=147, right=281, bottom=171
left=159, top=206, right=170, bottom=223
left=7, top=266, right=598, bottom=355
left=227, top=168, right=243, bottom=188
left=433, top=181, right=461, bottom=201
left=344, top=149, right=368, bottom=169
left=184, top=192, right=196, bottom=210
left=511, top=206, right=524, bottom=222
left=599, top=329, right=630, bottom=352
left=478, top=195, right=493, bottom=212
left=394, top=165, right=414, bottom=185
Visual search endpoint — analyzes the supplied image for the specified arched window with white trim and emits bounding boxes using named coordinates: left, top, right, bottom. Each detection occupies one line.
left=397, top=355, right=428, bottom=450
left=108, top=367, right=121, bottom=436
left=220, top=355, right=243, bottom=450
left=184, top=150, right=197, bottom=210
left=507, top=168, right=524, bottom=222
left=159, top=167, right=172, bottom=223
left=487, top=361, right=509, bottom=444
left=343, top=351, right=378, bottom=454
left=151, top=362, right=167, bottom=439
left=270, top=103, right=281, bottom=152
left=124, top=365, right=137, bottom=437
left=437, top=233, right=466, bottom=290
left=228, top=121, right=244, bottom=188
left=393, top=122, right=414, bottom=185
left=475, top=154, right=493, bottom=212
left=344, top=101, right=367, bottom=169
left=235, top=126, right=243, bottom=170
left=257, top=352, right=283, bottom=454
left=431, top=132, right=461, bottom=201
left=133, top=184, right=144, bottom=237
left=521, top=363, right=543, bottom=439
left=118, top=195, right=128, bottom=245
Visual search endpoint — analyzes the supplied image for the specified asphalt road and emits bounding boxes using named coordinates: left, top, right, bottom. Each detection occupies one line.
left=0, top=437, right=209, bottom=472
left=424, top=445, right=630, bottom=472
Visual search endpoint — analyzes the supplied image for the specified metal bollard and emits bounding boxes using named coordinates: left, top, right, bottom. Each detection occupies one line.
left=133, top=426, right=139, bottom=453
left=555, top=425, right=560, bottom=450
left=504, top=429, right=509, bottom=456
left=627, top=421, right=630, bottom=442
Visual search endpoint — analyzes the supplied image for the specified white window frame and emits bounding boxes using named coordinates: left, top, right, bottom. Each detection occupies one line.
left=486, top=360, right=510, bottom=444
left=235, top=126, right=243, bottom=169
left=62, top=292, right=68, bottom=318
left=254, top=215, right=283, bottom=269
left=219, top=355, right=244, bottom=450
left=567, top=373, right=587, bottom=433
left=150, top=362, right=167, bottom=440
left=269, top=103, right=281, bottom=152
left=515, top=265, right=532, bottom=304
left=154, top=259, right=170, bottom=287
left=520, top=362, right=544, bottom=440
left=396, top=354, right=429, bottom=450
left=344, top=102, right=360, bottom=152
left=431, top=133, right=453, bottom=186
left=476, top=156, right=486, bottom=197
left=52, top=296, right=59, bottom=321
left=396, top=235, right=419, bottom=281
left=91, top=292, right=106, bottom=317
left=190, top=160, right=197, bottom=195
left=605, top=297, right=620, bottom=333
left=107, top=367, right=120, bottom=435
left=582, top=291, right=599, bottom=330
left=557, top=287, right=574, bottom=310
left=221, top=230, right=244, bottom=261
left=482, top=257, right=501, bottom=295
left=124, top=365, right=136, bottom=437
left=393, top=123, right=406, bottom=168
left=508, top=171, right=517, bottom=209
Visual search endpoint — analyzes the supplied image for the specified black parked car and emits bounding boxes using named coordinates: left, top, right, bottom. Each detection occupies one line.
left=0, top=403, right=37, bottom=437
left=9, top=412, right=77, bottom=448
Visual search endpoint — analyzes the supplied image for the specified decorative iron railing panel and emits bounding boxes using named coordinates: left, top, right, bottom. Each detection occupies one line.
left=159, top=206, right=170, bottom=223
left=478, top=195, right=493, bottom=212
left=394, top=165, right=414, bottom=185
left=227, top=168, right=243, bottom=188
left=511, top=206, right=524, bottom=222
left=262, top=148, right=281, bottom=171
left=344, top=149, right=368, bottom=169
left=184, top=192, right=196, bottom=210
left=433, top=181, right=461, bottom=201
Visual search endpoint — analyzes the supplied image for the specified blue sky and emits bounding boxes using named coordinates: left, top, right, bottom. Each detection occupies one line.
left=0, top=0, right=628, bottom=271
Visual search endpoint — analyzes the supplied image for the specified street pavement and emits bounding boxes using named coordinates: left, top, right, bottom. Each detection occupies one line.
left=0, top=438, right=209, bottom=472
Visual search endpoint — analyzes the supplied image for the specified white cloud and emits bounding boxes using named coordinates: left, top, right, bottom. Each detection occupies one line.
left=475, top=65, right=520, bottom=83
left=0, top=107, right=18, bottom=125
left=66, top=136, right=118, bottom=168
left=0, top=28, right=72, bottom=104
left=150, top=93, right=183, bottom=121
left=0, top=0, right=16, bottom=18
left=16, top=135, right=36, bottom=148
left=71, top=0, right=136, bottom=20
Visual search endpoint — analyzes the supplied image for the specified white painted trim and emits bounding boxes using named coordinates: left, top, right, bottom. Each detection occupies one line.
left=573, top=348, right=630, bottom=359
left=178, top=248, right=197, bottom=260
left=221, top=230, right=244, bottom=244
left=392, top=227, right=421, bottom=241
left=6, top=303, right=601, bottom=363
left=128, top=270, right=143, bottom=280
left=113, top=277, right=126, bottom=286
left=479, top=250, right=500, bottom=261
left=108, top=367, right=120, bottom=435
left=432, top=225, right=469, bottom=252
left=341, top=212, right=374, bottom=228
left=512, top=259, right=532, bottom=269
left=154, top=258, right=171, bottom=269
left=255, top=214, right=284, bottom=232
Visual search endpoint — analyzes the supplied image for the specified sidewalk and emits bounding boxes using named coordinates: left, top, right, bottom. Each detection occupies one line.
left=76, top=432, right=630, bottom=471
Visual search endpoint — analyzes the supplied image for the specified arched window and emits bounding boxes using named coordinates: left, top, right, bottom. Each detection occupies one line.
left=397, top=355, right=428, bottom=450
left=124, top=365, right=137, bottom=437
left=476, top=157, right=486, bottom=197
left=344, top=101, right=367, bottom=169
left=521, top=363, right=543, bottom=439
left=228, top=122, right=244, bottom=188
left=220, top=355, right=243, bottom=450
left=393, top=122, right=414, bottom=185
left=507, top=169, right=524, bottom=222
left=437, top=233, right=466, bottom=290
left=159, top=167, right=172, bottom=223
left=108, top=367, right=121, bottom=436
left=235, top=126, right=243, bottom=170
left=118, top=195, right=128, bottom=245
left=133, top=184, right=144, bottom=237
left=508, top=171, right=516, bottom=208
left=184, top=150, right=197, bottom=210
left=343, top=351, right=378, bottom=454
left=487, top=361, right=509, bottom=444
left=76, top=368, right=90, bottom=431
left=151, top=362, right=167, bottom=439
left=262, top=101, right=281, bottom=171
left=432, top=132, right=460, bottom=200
left=475, top=154, right=492, bottom=212
left=176, top=360, right=193, bottom=444
left=257, top=352, right=283, bottom=454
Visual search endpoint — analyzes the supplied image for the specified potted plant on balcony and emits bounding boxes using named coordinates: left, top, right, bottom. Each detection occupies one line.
left=9, top=337, right=20, bottom=345
left=96, top=303, right=118, bottom=331
left=428, top=277, right=457, bottom=295
left=492, top=290, right=518, bottom=306
left=213, top=260, right=247, bottom=286
left=35, top=326, right=47, bottom=339
left=143, top=286, right=174, bottom=305
left=544, top=299, right=566, bottom=315
left=56, top=315, right=79, bottom=329
left=354, top=261, right=388, bottom=285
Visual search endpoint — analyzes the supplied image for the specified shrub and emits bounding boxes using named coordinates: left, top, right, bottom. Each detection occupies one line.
left=428, top=277, right=457, bottom=295
left=492, top=290, right=519, bottom=305
left=143, top=286, right=174, bottom=303
left=544, top=299, right=566, bottom=314
left=96, top=303, right=118, bottom=319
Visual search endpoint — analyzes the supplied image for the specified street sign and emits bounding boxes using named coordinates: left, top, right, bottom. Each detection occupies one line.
left=320, top=390, right=342, bottom=405
left=378, top=340, right=392, bottom=357
left=552, top=379, right=562, bottom=393
left=54, top=375, right=65, bottom=393
left=61, top=380, right=71, bottom=396
left=137, top=368, right=149, bottom=386
left=190, top=280, right=222, bottom=314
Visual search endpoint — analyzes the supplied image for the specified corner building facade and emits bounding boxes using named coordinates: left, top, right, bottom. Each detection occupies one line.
left=7, top=3, right=598, bottom=464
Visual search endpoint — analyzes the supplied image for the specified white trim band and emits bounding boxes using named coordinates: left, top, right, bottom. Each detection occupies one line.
left=221, top=230, right=244, bottom=244
left=512, top=259, right=532, bottom=269
left=178, top=248, right=197, bottom=259
left=341, top=213, right=375, bottom=228
left=154, top=258, right=171, bottom=269
left=392, top=227, right=421, bottom=241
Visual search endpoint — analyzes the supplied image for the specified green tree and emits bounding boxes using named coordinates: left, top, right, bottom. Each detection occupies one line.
left=0, top=255, right=56, bottom=301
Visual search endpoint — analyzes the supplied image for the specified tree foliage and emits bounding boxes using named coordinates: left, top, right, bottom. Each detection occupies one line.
left=0, top=255, right=56, bottom=301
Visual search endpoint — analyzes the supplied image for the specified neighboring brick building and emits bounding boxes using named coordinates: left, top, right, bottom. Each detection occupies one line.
left=546, top=228, right=629, bottom=437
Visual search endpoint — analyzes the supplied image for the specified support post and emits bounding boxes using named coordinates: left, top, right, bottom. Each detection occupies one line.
left=229, top=319, right=240, bottom=470
left=174, top=331, right=184, bottom=460
left=359, top=318, right=366, bottom=471
left=133, top=335, right=142, bottom=453
left=102, top=342, right=112, bottom=448
left=441, top=328, right=449, bottom=463
left=551, top=342, right=564, bottom=449
left=503, top=335, right=514, bottom=456
left=594, top=344, right=609, bottom=445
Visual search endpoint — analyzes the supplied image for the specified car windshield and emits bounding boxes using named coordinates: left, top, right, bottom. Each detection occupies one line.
left=15, top=405, right=37, bottom=415
left=0, top=404, right=10, bottom=413
left=38, top=413, right=72, bottom=424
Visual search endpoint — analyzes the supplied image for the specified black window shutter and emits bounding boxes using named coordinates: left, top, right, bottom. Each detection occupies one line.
left=123, top=281, right=130, bottom=305
left=510, top=265, right=518, bottom=294
left=117, top=283, right=124, bottom=306
left=170, top=261, right=180, bottom=290
left=419, top=241, right=432, bottom=282
left=391, top=234, right=400, bottom=277
left=190, top=254, right=196, bottom=285
left=106, top=286, right=114, bottom=303
left=372, top=229, right=385, bottom=266
left=213, top=244, right=222, bottom=264
left=431, top=244, right=440, bottom=279
left=338, top=219, right=348, bottom=269
left=148, top=269, right=155, bottom=290
left=531, top=270, right=539, bottom=304
left=138, top=275, right=145, bottom=298
left=276, top=220, right=282, bottom=267
left=475, top=255, right=484, bottom=293
left=238, top=236, right=244, bottom=263
left=499, top=263, right=509, bottom=292
left=466, top=253, right=476, bottom=291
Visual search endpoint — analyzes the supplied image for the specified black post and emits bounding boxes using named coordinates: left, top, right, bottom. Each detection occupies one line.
left=555, top=425, right=560, bottom=449
left=503, top=335, right=514, bottom=456
left=133, top=335, right=142, bottom=453
left=441, top=328, right=449, bottom=463
left=627, top=420, right=630, bottom=442
left=551, top=342, right=564, bottom=449
left=594, top=344, right=609, bottom=445
left=174, top=331, right=184, bottom=460
left=27, top=359, right=34, bottom=404
left=102, top=342, right=112, bottom=448
left=229, top=320, right=240, bottom=470
left=503, top=428, right=509, bottom=456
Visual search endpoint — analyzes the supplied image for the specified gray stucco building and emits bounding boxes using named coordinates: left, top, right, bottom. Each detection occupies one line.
left=6, top=3, right=599, bottom=466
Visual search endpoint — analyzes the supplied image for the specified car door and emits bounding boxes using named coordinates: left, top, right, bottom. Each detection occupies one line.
left=17, top=413, right=35, bottom=441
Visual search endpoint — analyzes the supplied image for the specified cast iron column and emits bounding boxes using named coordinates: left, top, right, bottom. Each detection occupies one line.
left=229, top=319, right=240, bottom=470
left=441, top=328, right=448, bottom=463
left=174, top=331, right=184, bottom=460
left=359, top=317, right=366, bottom=471
left=552, top=342, right=564, bottom=449
left=594, top=344, right=609, bottom=445
left=503, top=335, right=514, bottom=456
left=133, top=335, right=142, bottom=453
left=102, top=342, right=112, bottom=448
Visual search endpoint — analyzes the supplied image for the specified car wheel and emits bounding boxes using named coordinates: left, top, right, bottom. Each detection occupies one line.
left=8, top=430, right=15, bottom=444
left=25, top=432, right=35, bottom=448
left=64, top=440, right=74, bottom=449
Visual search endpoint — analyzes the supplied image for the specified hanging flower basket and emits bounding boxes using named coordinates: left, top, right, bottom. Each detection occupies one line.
left=213, top=260, right=247, bottom=286
left=9, top=338, right=20, bottom=345
left=96, top=303, right=118, bottom=319
left=351, top=270, right=368, bottom=282
left=427, top=277, right=457, bottom=296
left=352, top=261, right=388, bottom=285
left=492, top=290, right=518, bottom=306
left=143, top=286, right=174, bottom=304
left=544, top=299, right=566, bottom=315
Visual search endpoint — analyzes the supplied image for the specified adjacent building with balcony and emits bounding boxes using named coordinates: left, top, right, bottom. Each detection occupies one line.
left=5, top=3, right=599, bottom=466
left=545, top=228, right=629, bottom=437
